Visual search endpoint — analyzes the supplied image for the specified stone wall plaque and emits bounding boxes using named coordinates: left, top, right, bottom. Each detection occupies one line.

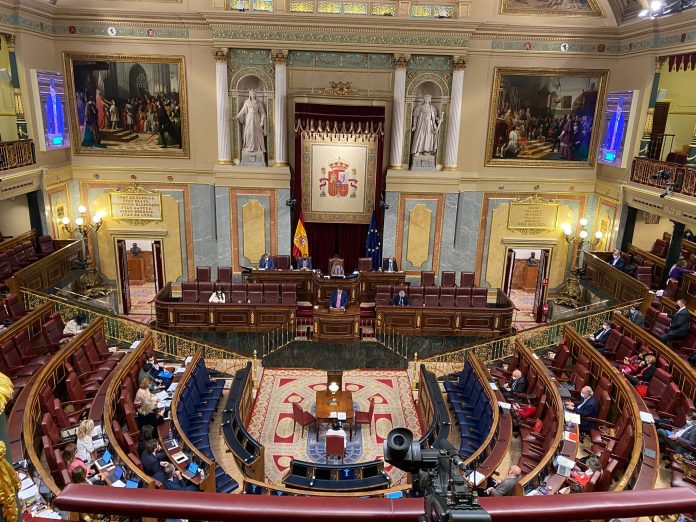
left=507, top=200, right=559, bottom=231
left=109, top=185, right=163, bottom=224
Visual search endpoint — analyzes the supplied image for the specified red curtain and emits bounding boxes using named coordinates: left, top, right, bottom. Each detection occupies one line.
left=667, top=52, right=696, bottom=71
left=293, top=103, right=385, bottom=273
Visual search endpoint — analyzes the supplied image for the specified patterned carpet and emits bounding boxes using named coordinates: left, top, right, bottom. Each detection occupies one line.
left=128, top=282, right=156, bottom=315
left=247, top=369, right=422, bottom=486
left=509, top=289, right=543, bottom=331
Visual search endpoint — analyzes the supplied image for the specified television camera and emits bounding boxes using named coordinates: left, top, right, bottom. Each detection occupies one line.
left=384, top=428, right=491, bottom=522
left=651, top=169, right=681, bottom=198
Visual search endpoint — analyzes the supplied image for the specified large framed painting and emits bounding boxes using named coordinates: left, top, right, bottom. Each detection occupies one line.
left=486, top=67, right=609, bottom=168
left=63, top=53, right=189, bottom=158
left=301, top=138, right=377, bottom=224
left=500, top=0, right=602, bottom=16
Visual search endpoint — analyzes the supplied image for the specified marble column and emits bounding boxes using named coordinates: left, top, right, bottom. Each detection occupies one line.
left=639, top=56, right=666, bottom=158
left=443, top=56, right=466, bottom=171
left=213, top=48, right=231, bottom=164
left=273, top=50, right=289, bottom=167
left=389, top=54, right=409, bottom=169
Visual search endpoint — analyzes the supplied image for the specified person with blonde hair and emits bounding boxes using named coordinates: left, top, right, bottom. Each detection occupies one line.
left=76, top=419, right=96, bottom=463
left=135, top=376, right=164, bottom=428
left=63, top=443, right=93, bottom=476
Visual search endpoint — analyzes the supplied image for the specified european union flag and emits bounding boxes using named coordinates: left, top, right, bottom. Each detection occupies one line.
left=366, top=211, right=381, bottom=270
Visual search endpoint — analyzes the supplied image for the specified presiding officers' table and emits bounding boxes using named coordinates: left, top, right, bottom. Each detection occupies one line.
left=315, top=389, right=355, bottom=439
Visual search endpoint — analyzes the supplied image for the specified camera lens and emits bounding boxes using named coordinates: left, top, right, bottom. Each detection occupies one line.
left=393, top=435, right=405, bottom=446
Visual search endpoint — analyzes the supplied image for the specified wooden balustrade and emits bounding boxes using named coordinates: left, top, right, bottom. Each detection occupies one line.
left=583, top=252, right=650, bottom=303
left=0, top=229, right=37, bottom=254
left=630, top=157, right=696, bottom=197
left=7, top=239, right=82, bottom=294
left=0, top=139, right=35, bottom=171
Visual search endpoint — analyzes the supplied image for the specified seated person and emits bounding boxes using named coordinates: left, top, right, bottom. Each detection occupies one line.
left=626, top=305, right=645, bottom=327
left=209, top=286, right=226, bottom=303
left=382, top=256, right=398, bottom=272
left=144, top=352, right=174, bottom=389
left=393, top=290, right=409, bottom=306
left=63, top=443, right=95, bottom=476
left=76, top=419, right=96, bottom=464
left=139, top=362, right=160, bottom=393
left=330, top=261, right=345, bottom=277
left=626, top=354, right=656, bottom=386
left=137, top=424, right=165, bottom=457
left=569, top=456, right=601, bottom=490
left=564, top=386, right=599, bottom=433
left=660, top=299, right=691, bottom=343
left=329, top=287, right=347, bottom=310
left=326, top=420, right=347, bottom=450
left=502, top=369, right=526, bottom=399
left=609, top=249, right=625, bottom=270
left=63, top=311, right=88, bottom=337
left=619, top=351, right=652, bottom=376
left=587, top=321, right=612, bottom=351
left=511, top=397, right=538, bottom=419
left=668, top=259, right=694, bottom=283
left=297, top=256, right=312, bottom=270
left=71, top=466, right=106, bottom=486
left=258, top=253, right=275, bottom=270
left=154, top=463, right=198, bottom=491
left=135, top=376, right=165, bottom=428
left=657, top=411, right=696, bottom=454
left=483, top=465, right=521, bottom=496
left=141, top=438, right=168, bottom=477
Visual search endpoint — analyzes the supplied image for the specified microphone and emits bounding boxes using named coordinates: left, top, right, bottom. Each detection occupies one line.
left=221, top=420, right=231, bottom=427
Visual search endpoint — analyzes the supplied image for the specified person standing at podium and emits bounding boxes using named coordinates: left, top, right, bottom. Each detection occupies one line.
left=259, top=253, right=275, bottom=269
left=329, top=287, right=347, bottom=310
left=382, top=256, right=398, bottom=272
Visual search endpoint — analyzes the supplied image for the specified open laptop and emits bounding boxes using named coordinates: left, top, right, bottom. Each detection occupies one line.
left=107, top=465, right=124, bottom=483
left=94, top=449, right=113, bottom=471
left=182, top=462, right=199, bottom=480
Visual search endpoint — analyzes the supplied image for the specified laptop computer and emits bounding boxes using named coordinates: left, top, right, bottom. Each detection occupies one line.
left=182, top=462, right=199, bottom=480
left=95, top=449, right=113, bottom=470
left=107, top=466, right=124, bottom=483
left=125, top=479, right=139, bottom=489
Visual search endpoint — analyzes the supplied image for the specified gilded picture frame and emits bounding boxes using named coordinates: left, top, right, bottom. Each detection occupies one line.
left=485, top=67, right=609, bottom=169
left=500, top=0, right=602, bottom=17
left=63, top=52, right=189, bottom=158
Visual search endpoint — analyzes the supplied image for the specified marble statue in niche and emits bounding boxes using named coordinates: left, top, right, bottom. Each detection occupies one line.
left=235, top=89, right=267, bottom=166
left=410, top=95, right=440, bottom=170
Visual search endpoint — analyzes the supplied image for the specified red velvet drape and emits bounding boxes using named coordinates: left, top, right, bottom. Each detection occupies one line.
left=293, top=103, right=385, bottom=273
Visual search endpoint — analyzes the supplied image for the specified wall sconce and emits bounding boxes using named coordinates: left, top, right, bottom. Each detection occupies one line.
left=557, top=217, right=602, bottom=308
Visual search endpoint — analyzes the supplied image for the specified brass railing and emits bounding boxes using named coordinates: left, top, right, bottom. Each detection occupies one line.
left=0, top=139, right=35, bottom=171
left=630, top=157, right=696, bottom=197
left=20, top=288, right=253, bottom=374
left=421, top=300, right=638, bottom=378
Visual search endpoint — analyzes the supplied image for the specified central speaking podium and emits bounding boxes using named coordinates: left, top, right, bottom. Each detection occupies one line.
left=313, top=305, right=360, bottom=343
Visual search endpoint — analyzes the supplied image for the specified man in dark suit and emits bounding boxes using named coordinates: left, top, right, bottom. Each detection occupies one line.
left=627, top=305, right=645, bottom=328
left=610, top=249, right=625, bottom=270
left=660, top=298, right=691, bottom=343
left=564, top=386, right=599, bottom=433
left=297, top=256, right=312, bottom=270
left=657, top=411, right=696, bottom=454
left=154, top=463, right=198, bottom=491
left=258, top=253, right=275, bottom=270
left=382, top=256, right=398, bottom=272
left=329, top=287, right=348, bottom=310
left=393, top=290, right=409, bottom=306
left=502, top=369, right=526, bottom=399
left=587, top=321, right=612, bottom=351
left=141, top=439, right=167, bottom=477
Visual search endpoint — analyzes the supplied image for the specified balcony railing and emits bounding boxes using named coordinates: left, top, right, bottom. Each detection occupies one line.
left=0, top=139, right=35, bottom=171
left=630, top=157, right=696, bottom=197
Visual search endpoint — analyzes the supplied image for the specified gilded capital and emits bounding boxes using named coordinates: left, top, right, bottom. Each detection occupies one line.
left=272, top=49, right=288, bottom=65
left=212, top=47, right=229, bottom=63
left=452, top=56, right=467, bottom=71
left=692, top=123, right=696, bottom=140
left=393, top=54, right=411, bottom=69
left=655, top=56, right=666, bottom=72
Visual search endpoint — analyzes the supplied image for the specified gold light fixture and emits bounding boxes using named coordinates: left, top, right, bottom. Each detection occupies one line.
left=60, top=205, right=107, bottom=294
left=556, top=218, right=602, bottom=308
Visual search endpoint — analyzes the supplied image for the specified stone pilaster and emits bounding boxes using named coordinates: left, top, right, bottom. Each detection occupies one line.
left=443, top=56, right=466, bottom=171
left=213, top=47, right=231, bottom=164
left=388, top=54, right=409, bottom=169
left=273, top=50, right=288, bottom=167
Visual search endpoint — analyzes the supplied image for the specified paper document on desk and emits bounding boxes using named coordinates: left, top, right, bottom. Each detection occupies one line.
left=337, top=412, right=347, bottom=421
left=640, top=411, right=655, bottom=424
left=184, top=356, right=193, bottom=365
left=564, top=412, right=581, bottom=425
left=489, top=382, right=498, bottom=390
left=18, top=484, right=38, bottom=500
left=175, top=367, right=186, bottom=374
left=466, top=471, right=486, bottom=486
left=156, top=391, right=169, bottom=401
left=498, top=402, right=511, bottom=410
left=329, top=412, right=337, bottom=418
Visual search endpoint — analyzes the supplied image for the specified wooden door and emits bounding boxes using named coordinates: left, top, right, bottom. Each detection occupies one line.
left=533, top=249, right=550, bottom=323
left=648, top=102, right=670, bottom=160
left=116, top=239, right=131, bottom=315
left=152, top=240, right=164, bottom=293
left=502, top=249, right=516, bottom=296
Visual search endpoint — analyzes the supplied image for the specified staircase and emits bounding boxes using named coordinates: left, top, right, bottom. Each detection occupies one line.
left=100, top=128, right=139, bottom=143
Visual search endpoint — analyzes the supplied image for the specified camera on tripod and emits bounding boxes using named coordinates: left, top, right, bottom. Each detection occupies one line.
left=651, top=169, right=671, bottom=181
left=384, top=428, right=491, bottom=522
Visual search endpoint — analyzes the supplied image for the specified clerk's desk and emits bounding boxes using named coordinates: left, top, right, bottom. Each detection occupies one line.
left=249, top=269, right=406, bottom=304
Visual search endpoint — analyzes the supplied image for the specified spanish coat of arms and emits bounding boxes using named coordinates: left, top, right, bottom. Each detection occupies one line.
left=319, top=157, right=358, bottom=198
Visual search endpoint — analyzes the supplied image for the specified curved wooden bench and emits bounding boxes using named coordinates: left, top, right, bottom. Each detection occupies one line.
left=417, top=364, right=450, bottom=448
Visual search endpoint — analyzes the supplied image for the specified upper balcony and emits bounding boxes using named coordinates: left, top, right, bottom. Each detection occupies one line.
left=223, top=0, right=464, bottom=18
left=0, top=139, right=36, bottom=173
left=630, top=156, right=696, bottom=198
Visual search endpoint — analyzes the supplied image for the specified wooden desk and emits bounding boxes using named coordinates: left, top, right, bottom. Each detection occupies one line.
left=313, top=305, right=360, bottom=343
left=127, top=255, right=145, bottom=284
left=315, top=390, right=354, bottom=427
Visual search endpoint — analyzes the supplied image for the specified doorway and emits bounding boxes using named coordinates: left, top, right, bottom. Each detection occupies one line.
left=502, top=248, right=550, bottom=326
left=115, top=238, right=164, bottom=318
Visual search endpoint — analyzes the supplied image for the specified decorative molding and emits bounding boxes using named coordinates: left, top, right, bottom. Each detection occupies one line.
left=318, top=81, right=359, bottom=96
left=272, top=49, right=288, bottom=64
left=394, top=53, right=410, bottom=69
left=212, top=47, right=229, bottom=62
left=452, top=55, right=466, bottom=70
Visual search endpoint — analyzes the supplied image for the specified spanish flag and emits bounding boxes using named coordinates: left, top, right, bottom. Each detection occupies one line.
left=293, top=212, right=309, bottom=259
